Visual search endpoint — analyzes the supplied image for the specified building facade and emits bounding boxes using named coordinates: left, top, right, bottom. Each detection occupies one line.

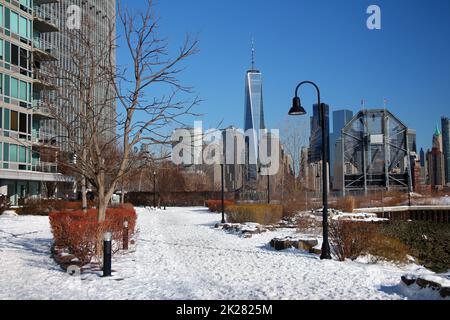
left=0, top=0, right=116, bottom=205
left=442, top=117, right=450, bottom=185
left=330, top=109, right=353, bottom=189
left=0, top=0, right=64, bottom=205
left=244, top=67, right=265, bottom=184
left=426, top=126, right=446, bottom=190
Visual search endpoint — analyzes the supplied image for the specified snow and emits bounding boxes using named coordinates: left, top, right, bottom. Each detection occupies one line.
left=0, top=207, right=445, bottom=300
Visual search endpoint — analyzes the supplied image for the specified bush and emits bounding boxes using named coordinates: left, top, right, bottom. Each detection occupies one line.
left=226, top=204, right=283, bottom=225
left=380, top=221, right=450, bottom=273
left=205, top=200, right=234, bottom=213
left=296, top=214, right=321, bottom=232
left=335, top=196, right=356, bottom=213
left=329, top=221, right=379, bottom=261
left=330, top=220, right=410, bottom=263
left=49, top=207, right=137, bottom=266
left=0, top=195, right=10, bottom=214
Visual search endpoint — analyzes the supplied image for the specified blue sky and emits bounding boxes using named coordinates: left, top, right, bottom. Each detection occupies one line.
left=117, top=0, right=450, bottom=151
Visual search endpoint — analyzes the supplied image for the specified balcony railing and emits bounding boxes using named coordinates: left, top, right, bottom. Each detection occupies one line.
left=33, top=6, right=59, bottom=32
left=32, top=161, right=58, bottom=174
left=33, top=37, right=58, bottom=59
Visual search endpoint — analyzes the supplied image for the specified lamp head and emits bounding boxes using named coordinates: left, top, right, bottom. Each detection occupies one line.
left=289, top=97, right=307, bottom=116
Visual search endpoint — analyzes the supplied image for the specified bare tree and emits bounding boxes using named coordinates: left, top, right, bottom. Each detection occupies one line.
left=43, top=0, right=200, bottom=221
left=280, top=116, right=309, bottom=191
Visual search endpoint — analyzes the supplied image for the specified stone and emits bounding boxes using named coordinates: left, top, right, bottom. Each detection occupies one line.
left=440, top=287, right=450, bottom=298
left=309, top=247, right=322, bottom=255
left=296, top=239, right=319, bottom=251
left=401, top=276, right=417, bottom=287
left=416, top=278, right=442, bottom=291
left=270, top=238, right=291, bottom=251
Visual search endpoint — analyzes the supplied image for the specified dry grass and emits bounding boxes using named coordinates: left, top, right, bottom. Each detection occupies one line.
left=226, top=204, right=283, bottom=225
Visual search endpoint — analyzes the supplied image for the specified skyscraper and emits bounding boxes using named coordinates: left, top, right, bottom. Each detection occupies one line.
left=330, top=109, right=353, bottom=188
left=427, top=125, right=446, bottom=190
left=308, top=103, right=330, bottom=163
left=244, top=45, right=265, bottom=183
left=442, top=117, right=450, bottom=184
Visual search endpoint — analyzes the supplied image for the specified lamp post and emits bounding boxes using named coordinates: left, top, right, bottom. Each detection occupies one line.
left=267, top=175, right=270, bottom=204
left=288, top=81, right=332, bottom=260
left=153, top=171, right=157, bottom=208
left=221, top=163, right=226, bottom=224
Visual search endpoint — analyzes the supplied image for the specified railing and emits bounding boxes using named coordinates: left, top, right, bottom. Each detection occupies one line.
left=33, top=69, right=57, bottom=87
left=33, top=162, right=58, bottom=174
left=33, top=6, right=58, bottom=27
left=33, top=37, right=58, bottom=57
left=32, top=99, right=53, bottom=115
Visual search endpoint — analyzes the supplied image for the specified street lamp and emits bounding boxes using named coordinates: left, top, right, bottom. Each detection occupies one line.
left=221, top=163, right=226, bottom=224
left=153, top=171, right=157, bottom=208
left=288, top=81, right=332, bottom=260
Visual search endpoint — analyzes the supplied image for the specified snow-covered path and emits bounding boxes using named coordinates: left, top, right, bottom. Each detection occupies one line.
left=0, top=207, right=428, bottom=300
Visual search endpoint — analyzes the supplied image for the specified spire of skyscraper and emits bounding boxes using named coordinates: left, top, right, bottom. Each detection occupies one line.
left=251, top=38, right=256, bottom=70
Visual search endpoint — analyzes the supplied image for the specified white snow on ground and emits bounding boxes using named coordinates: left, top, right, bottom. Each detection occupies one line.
left=0, top=207, right=443, bottom=300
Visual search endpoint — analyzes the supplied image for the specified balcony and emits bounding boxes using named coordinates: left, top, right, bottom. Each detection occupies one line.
left=33, top=38, right=58, bottom=62
left=33, top=99, right=56, bottom=120
left=33, top=69, right=57, bottom=91
left=31, top=132, right=59, bottom=150
left=33, top=161, right=59, bottom=174
left=33, top=6, right=59, bottom=33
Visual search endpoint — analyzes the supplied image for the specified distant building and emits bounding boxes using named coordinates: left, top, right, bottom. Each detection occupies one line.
left=426, top=126, right=446, bottom=190
left=244, top=64, right=265, bottom=185
left=308, top=104, right=330, bottom=164
left=330, top=109, right=353, bottom=189
left=442, top=117, right=450, bottom=185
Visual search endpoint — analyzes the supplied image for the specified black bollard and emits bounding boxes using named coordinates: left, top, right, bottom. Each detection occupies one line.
left=103, top=232, right=112, bottom=277
left=123, top=221, right=129, bottom=251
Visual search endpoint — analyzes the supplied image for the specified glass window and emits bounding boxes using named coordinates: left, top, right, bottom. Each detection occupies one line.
left=11, top=77, right=18, bottom=99
left=11, top=110, right=18, bottom=131
left=4, top=8, right=10, bottom=30
left=3, top=143, right=9, bottom=162
left=0, top=5, right=3, bottom=28
left=0, top=74, right=3, bottom=95
left=4, top=74, right=9, bottom=97
left=0, top=143, right=2, bottom=161
left=10, top=144, right=18, bottom=162
left=10, top=12, right=19, bottom=34
left=0, top=40, right=3, bottom=61
left=19, top=146, right=26, bottom=163
left=4, top=41, right=10, bottom=63
left=4, top=109, right=9, bottom=130
left=11, top=44, right=18, bottom=66
left=19, top=16, right=28, bottom=38
left=19, top=113, right=27, bottom=133
left=19, top=81, right=27, bottom=101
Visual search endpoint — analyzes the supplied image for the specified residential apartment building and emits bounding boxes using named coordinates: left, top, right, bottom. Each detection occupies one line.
left=0, top=0, right=116, bottom=205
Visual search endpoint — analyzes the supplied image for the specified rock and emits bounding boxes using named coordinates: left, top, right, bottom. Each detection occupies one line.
left=440, top=287, right=450, bottom=298
left=243, top=234, right=253, bottom=239
left=309, top=247, right=322, bottom=255
left=401, top=275, right=417, bottom=287
left=270, top=238, right=291, bottom=251
left=296, top=239, right=319, bottom=251
left=416, top=278, right=442, bottom=291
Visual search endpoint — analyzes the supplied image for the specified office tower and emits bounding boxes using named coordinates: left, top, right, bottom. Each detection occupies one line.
left=420, top=148, right=425, bottom=167
left=426, top=125, right=446, bottom=190
left=407, top=129, right=417, bottom=154
left=308, top=103, right=330, bottom=164
left=243, top=45, right=265, bottom=184
left=442, top=117, right=450, bottom=184
left=330, top=109, right=353, bottom=188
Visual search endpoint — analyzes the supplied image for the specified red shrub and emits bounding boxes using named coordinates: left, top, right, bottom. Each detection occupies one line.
left=49, top=207, right=137, bottom=266
left=205, top=200, right=234, bottom=213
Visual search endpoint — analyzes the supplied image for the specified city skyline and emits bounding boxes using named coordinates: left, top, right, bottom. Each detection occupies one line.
left=118, top=0, right=450, bottom=152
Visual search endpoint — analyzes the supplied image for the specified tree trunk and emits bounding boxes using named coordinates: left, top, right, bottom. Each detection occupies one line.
left=97, top=172, right=107, bottom=222
left=81, top=175, right=88, bottom=213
